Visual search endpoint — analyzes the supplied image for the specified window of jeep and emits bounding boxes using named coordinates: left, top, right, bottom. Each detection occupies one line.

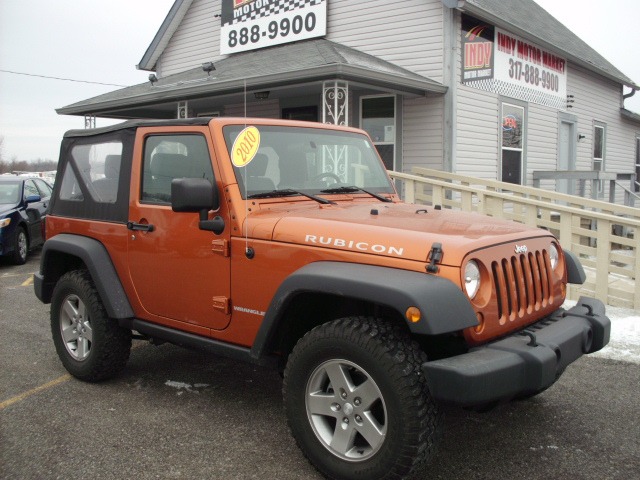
left=59, top=141, right=123, bottom=203
left=222, top=125, right=394, bottom=199
left=141, top=134, right=214, bottom=204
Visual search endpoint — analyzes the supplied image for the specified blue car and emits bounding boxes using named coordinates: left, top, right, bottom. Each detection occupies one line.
left=0, top=176, right=53, bottom=265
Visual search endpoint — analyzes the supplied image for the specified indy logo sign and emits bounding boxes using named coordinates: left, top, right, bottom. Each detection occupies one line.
left=461, top=14, right=495, bottom=83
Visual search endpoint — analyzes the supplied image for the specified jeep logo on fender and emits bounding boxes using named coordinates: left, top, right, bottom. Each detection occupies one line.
left=515, top=244, right=528, bottom=254
left=305, top=235, right=404, bottom=256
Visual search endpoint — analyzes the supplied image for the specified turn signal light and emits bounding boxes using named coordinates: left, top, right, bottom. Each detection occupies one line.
left=405, top=307, right=421, bottom=323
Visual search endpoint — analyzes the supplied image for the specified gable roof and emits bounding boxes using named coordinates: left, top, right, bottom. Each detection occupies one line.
left=461, top=0, right=637, bottom=88
left=137, top=0, right=194, bottom=71
left=139, top=0, right=637, bottom=89
left=58, top=39, right=446, bottom=117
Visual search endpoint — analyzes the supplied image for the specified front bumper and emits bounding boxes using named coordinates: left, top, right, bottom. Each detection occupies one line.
left=422, top=297, right=610, bottom=407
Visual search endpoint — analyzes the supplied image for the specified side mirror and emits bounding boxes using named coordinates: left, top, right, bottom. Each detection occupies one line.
left=171, top=178, right=219, bottom=212
left=25, top=194, right=42, bottom=204
left=171, top=178, right=224, bottom=234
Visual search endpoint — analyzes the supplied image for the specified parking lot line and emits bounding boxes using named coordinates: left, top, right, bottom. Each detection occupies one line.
left=0, top=374, right=71, bottom=410
left=0, top=343, right=145, bottom=410
left=1, top=271, right=36, bottom=278
left=21, top=276, right=34, bottom=286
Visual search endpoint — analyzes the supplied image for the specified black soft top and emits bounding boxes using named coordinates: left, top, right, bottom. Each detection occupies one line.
left=63, top=117, right=213, bottom=138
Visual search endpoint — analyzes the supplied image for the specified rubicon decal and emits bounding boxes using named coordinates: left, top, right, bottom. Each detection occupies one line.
left=305, top=235, right=404, bottom=256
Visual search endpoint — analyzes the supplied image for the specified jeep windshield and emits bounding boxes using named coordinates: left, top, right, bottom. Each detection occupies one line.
left=222, top=125, right=395, bottom=200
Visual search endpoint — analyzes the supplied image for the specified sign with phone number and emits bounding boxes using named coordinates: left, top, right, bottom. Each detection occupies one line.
left=493, top=27, right=567, bottom=101
left=220, top=0, right=327, bottom=55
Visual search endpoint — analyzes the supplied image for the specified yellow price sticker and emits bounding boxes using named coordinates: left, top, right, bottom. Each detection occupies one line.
left=231, top=126, right=261, bottom=167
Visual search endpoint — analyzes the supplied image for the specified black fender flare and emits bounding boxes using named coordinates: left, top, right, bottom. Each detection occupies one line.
left=250, top=262, right=478, bottom=359
left=564, top=250, right=586, bottom=285
left=34, top=233, right=134, bottom=319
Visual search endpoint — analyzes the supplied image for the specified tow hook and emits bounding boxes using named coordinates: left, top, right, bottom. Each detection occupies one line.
left=519, top=329, right=538, bottom=347
left=562, top=302, right=595, bottom=321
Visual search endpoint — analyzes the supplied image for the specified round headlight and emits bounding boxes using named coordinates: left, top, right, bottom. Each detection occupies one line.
left=464, top=260, right=481, bottom=300
left=549, top=243, right=559, bottom=270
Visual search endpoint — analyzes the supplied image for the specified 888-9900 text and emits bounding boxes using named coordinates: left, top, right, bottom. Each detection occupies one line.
left=228, top=12, right=317, bottom=48
left=508, top=59, right=560, bottom=92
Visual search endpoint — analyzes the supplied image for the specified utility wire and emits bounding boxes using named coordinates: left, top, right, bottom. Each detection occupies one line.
left=0, top=69, right=128, bottom=87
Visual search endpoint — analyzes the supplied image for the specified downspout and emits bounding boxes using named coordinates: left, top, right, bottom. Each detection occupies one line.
left=441, top=0, right=462, bottom=173
left=622, top=86, right=639, bottom=111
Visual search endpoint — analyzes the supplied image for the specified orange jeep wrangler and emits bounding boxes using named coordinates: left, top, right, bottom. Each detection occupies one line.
left=35, top=117, right=610, bottom=480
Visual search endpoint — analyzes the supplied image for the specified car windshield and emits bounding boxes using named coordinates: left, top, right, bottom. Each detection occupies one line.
left=222, top=125, right=394, bottom=199
left=0, top=182, right=21, bottom=204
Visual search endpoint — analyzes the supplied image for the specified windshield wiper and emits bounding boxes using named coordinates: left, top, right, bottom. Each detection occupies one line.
left=247, top=189, right=334, bottom=204
left=321, top=186, right=393, bottom=203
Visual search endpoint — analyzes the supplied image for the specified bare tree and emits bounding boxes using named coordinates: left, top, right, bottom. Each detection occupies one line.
left=0, top=136, right=7, bottom=174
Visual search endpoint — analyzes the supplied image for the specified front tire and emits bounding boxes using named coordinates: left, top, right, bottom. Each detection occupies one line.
left=11, top=226, right=28, bottom=265
left=51, top=270, right=131, bottom=381
left=283, top=317, right=442, bottom=480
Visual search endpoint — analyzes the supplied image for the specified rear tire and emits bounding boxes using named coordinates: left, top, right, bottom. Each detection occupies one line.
left=51, top=270, right=131, bottom=381
left=283, top=317, right=442, bottom=480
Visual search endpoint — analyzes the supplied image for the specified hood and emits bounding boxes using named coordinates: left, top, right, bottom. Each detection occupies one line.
left=0, top=204, right=17, bottom=216
left=244, top=202, right=552, bottom=265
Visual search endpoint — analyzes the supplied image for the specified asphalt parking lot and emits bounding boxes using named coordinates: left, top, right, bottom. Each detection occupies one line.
left=1, top=251, right=639, bottom=480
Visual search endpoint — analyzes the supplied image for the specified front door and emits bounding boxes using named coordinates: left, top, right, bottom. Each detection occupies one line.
left=558, top=120, right=576, bottom=195
left=127, top=130, right=231, bottom=331
left=22, top=179, right=47, bottom=246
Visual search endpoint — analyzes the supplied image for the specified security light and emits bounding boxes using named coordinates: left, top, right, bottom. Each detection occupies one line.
left=202, top=62, right=216, bottom=76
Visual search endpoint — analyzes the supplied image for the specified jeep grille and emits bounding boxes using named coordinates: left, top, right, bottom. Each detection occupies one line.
left=492, top=249, right=553, bottom=323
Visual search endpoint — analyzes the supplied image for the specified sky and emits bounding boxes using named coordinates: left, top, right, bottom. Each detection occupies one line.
left=0, top=0, right=174, bottom=162
left=0, top=0, right=639, bottom=162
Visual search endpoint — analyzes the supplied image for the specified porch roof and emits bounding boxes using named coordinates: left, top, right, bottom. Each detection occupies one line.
left=58, top=39, right=446, bottom=118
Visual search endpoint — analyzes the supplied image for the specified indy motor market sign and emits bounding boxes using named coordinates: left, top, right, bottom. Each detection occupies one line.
left=462, top=14, right=568, bottom=110
left=220, top=0, right=327, bottom=55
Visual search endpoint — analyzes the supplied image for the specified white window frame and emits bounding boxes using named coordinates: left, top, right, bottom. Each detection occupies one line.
left=500, top=101, right=526, bottom=185
left=635, top=135, right=640, bottom=193
left=593, top=122, right=606, bottom=171
left=359, top=94, right=397, bottom=171
left=593, top=121, right=606, bottom=194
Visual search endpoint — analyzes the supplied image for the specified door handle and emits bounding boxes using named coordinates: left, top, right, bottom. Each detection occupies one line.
left=127, top=221, right=155, bottom=232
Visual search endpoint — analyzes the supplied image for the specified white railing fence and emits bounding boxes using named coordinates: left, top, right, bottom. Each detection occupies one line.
left=389, top=168, right=640, bottom=309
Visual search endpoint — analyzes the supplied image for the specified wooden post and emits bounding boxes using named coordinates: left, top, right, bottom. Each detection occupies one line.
left=595, top=219, right=610, bottom=303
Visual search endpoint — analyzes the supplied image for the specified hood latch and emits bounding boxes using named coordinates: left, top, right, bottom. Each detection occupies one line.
left=426, top=242, right=443, bottom=273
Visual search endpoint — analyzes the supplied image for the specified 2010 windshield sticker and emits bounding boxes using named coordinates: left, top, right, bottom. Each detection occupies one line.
left=231, top=126, right=261, bottom=167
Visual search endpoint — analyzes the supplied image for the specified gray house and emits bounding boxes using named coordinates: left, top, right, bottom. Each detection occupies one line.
left=59, top=0, right=640, bottom=202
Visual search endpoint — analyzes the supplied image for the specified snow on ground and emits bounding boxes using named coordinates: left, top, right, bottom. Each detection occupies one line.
left=564, top=300, right=640, bottom=364
left=592, top=305, right=640, bottom=364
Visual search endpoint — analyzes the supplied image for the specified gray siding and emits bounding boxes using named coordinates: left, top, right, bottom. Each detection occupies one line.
left=569, top=63, right=638, bottom=172
left=451, top=10, right=498, bottom=180
left=455, top=85, right=499, bottom=179
left=157, top=0, right=221, bottom=77
left=156, top=0, right=445, bottom=81
left=569, top=63, right=619, bottom=172
left=568, top=63, right=639, bottom=201
left=402, top=95, right=444, bottom=172
left=327, top=0, right=444, bottom=82
left=525, top=102, right=558, bottom=186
